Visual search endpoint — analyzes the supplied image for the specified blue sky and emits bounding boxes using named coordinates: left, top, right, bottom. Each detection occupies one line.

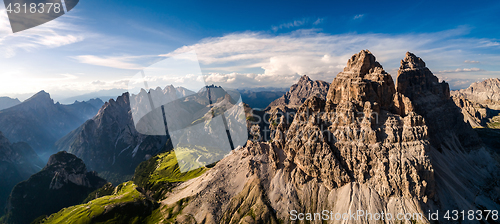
left=0, top=0, right=499, bottom=101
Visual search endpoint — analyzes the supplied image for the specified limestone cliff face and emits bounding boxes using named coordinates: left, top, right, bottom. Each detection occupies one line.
left=151, top=51, right=499, bottom=224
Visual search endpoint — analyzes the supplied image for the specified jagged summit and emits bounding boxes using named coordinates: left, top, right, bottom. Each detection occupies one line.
left=45, top=151, right=86, bottom=172
left=20, top=90, right=54, bottom=106
left=397, top=52, right=450, bottom=101
left=0, top=97, right=21, bottom=110
left=326, top=49, right=395, bottom=111
left=266, top=75, right=329, bottom=110
left=27, top=90, right=51, bottom=99
left=400, top=51, right=426, bottom=70
left=297, top=74, right=312, bottom=83
left=343, top=49, right=384, bottom=76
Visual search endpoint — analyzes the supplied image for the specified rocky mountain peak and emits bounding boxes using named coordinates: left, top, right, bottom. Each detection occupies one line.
left=45, top=151, right=86, bottom=172
left=5, top=151, right=106, bottom=224
left=326, top=49, right=394, bottom=111
left=266, top=75, right=329, bottom=110
left=397, top=52, right=480, bottom=149
left=26, top=90, right=52, bottom=102
left=18, top=90, right=54, bottom=109
left=0, top=97, right=21, bottom=110
left=96, top=92, right=129, bottom=117
left=400, top=51, right=426, bottom=70
left=343, top=49, right=383, bottom=76
left=397, top=52, right=450, bottom=101
left=297, top=75, right=312, bottom=84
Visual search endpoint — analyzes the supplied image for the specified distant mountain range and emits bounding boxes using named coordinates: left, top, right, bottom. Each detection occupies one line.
left=54, top=92, right=169, bottom=184
left=0, top=97, right=20, bottom=111
left=54, top=85, right=197, bottom=183
left=54, top=84, right=247, bottom=183
left=58, top=88, right=126, bottom=104
left=0, top=91, right=104, bottom=158
left=237, top=89, right=286, bottom=109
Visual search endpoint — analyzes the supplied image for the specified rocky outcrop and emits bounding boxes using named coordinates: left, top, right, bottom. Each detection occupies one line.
left=267, top=75, right=329, bottom=110
left=155, top=50, right=499, bottom=223
left=4, top=151, right=106, bottom=224
left=451, top=79, right=500, bottom=129
left=0, top=132, right=44, bottom=216
left=452, top=78, right=500, bottom=104
left=452, top=96, right=489, bottom=127
left=254, top=75, right=330, bottom=142
left=0, top=91, right=102, bottom=156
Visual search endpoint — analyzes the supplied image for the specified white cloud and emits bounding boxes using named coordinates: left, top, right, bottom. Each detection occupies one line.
left=272, top=19, right=307, bottom=32
left=464, top=60, right=480, bottom=64
left=313, top=18, right=324, bottom=25
left=70, top=27, right=500, bottom=91
left=0, top=9, right=85, bottom=58
left=91, top=80, right=106, bottom=85
left=158, top=27, right=500, bottom=89
left=271, top=18, right=324, bottom=32
left=72, top=55, right=144, bottom=70
left=353, top=14, right=365, bottom=20
left=438, top=68, right=485, bottom=73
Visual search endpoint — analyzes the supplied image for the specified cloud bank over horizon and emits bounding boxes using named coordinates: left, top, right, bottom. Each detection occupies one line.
left=1, top=23, right=500, bottom=99
left=154, top=27, right=499, bottom=90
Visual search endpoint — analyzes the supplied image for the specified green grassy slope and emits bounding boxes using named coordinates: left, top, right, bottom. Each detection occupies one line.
left=38, top=181, right=154, bottom=224
left=36, top=150, right=207, bottom=224
left=133, top=149, right=207, bottom=200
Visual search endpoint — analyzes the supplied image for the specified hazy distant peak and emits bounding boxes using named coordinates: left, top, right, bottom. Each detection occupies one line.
left=24, top=90, right=53, bottom=103
left=0, top=96, right=21, bottom=110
